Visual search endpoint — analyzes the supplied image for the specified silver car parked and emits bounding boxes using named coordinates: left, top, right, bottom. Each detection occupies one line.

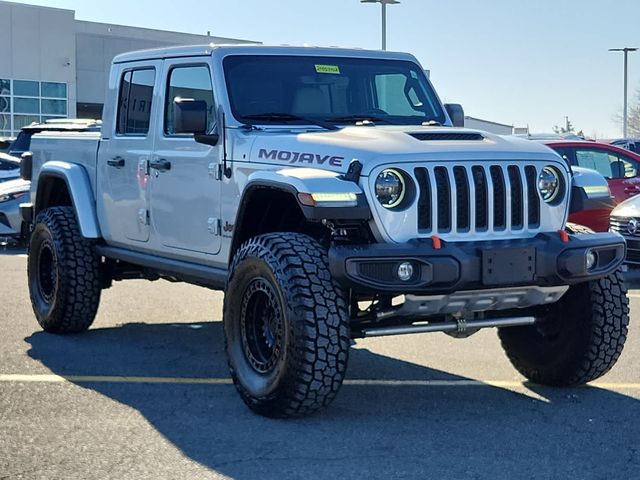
left=0, top=178, right=29, bottom=243
left=0, top=152, right=20, bottom=184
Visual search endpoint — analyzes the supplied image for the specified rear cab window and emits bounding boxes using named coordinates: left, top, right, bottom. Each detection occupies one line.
left=116, top=68, right=156, bottom=136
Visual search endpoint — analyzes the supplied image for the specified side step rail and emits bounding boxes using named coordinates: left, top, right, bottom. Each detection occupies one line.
left=359, top=316, right=536, bottom=338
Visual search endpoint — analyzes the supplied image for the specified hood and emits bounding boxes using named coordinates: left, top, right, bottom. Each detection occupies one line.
left=612, top=193, right=640, bottom=217
left=246, top=126, right=562, bottom=175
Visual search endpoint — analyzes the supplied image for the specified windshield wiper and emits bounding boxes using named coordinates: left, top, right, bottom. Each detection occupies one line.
left=326, top=115, right=398, bottom=125
left=242, top=113, right=339, bottom=131
left=422, top=120, right=442, bottom=126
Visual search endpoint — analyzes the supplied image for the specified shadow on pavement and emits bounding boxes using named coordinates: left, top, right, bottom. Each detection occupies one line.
left=25, top=322, right=640, bottom=479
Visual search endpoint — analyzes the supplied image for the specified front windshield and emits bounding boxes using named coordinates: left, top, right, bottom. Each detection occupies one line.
left=223, top=55, right=446, bottom=126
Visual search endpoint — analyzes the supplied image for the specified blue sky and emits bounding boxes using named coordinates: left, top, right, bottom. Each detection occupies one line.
left=11, top=0, right=640, bottom=137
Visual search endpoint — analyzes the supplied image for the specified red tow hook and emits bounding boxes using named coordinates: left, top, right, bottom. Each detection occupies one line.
left=558, top=230, right=570, bottom=243
left=431, top=235, right=442, bottom=250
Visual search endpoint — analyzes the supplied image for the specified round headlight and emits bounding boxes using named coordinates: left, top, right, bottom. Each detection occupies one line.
left=375, top=169, right=405, bottom=208
left=538, top=166, right=561, bottom=203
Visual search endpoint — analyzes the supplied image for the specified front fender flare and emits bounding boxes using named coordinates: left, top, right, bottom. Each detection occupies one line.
left=241, top=167, right=371, bottom=221
left=36, top=161, right=101, bottom=238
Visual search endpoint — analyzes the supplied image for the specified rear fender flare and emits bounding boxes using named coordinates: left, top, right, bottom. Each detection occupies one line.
left=36, top=161, right=100, bottom=238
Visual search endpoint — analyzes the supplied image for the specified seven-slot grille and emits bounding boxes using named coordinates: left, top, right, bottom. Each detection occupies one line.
left=414, top=164, right=541, bottom=233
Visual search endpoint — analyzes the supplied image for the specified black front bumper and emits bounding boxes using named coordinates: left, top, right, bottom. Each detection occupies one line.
left=329, top=232, right=626, bottom=294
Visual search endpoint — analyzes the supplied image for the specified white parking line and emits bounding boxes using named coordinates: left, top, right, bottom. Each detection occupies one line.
left=0, top=374, right=638, bottom=390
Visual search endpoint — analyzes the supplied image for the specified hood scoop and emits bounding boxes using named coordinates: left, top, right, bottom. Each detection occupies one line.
left=408, top=132, right=485, bottom=141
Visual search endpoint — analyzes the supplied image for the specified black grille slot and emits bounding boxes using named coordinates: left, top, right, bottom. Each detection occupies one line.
left=0, top=213, right=9, bottom=228
left=409, top=132, right=484, bottom=141
left=415, top=167, right=431, bottom=231
left=453, top=166, right=470, bottom=230
left=472, top=166, right=488, bottom=230
left=508, top=166, right=523, bottom=229
left=434, top=167, right=451, bottom=231
left=525, top=166, right=540, bottom=226
left=490, top=166, right=506, bottom=229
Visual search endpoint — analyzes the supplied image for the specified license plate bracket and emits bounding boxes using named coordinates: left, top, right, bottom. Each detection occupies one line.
left=482, top=247, right=536, bottom=286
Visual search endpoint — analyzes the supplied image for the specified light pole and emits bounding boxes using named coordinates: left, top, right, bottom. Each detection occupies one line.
left=360, top=0, right=400, bottom=51
left=609, top=47, right=638, bottom=137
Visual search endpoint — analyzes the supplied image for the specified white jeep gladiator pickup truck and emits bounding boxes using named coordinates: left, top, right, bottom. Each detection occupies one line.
left=21, top=45, right=628, bottom=417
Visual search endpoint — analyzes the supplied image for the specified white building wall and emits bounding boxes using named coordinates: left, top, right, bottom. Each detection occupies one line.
left=0, top=0, right=258, bottom=132
left=464, top=116, right=513, bottom=135
left=0, top=2, right=78, bottom=132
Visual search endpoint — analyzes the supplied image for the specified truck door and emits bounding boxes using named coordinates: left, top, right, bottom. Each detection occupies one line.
left=149, top=60, right=221, bottom=255
left=98, top=61, right=161, bottom=244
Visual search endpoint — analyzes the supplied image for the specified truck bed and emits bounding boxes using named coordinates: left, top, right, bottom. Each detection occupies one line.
left=29, top=131, right=102, bottom=197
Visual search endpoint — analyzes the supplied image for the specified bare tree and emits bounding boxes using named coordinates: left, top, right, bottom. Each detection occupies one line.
left=553, top=117, right=575, bottom=134
left=612, top=86, right=640, bottom=137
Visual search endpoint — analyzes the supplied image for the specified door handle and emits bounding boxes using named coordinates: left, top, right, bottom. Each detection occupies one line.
left=149, top=158, right=171, bottom=172
left=107, top=156, right=125, bottom=168
left=624, top=186, right=640, bottom=194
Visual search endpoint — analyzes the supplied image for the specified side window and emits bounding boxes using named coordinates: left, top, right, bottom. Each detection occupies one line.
left=574, top=149, right=617, bottom=179
left=616, top=153, right=639, bottom=178
left=116, top=68, right=155, bottom=135
left=164, top=65, right=215, bottom=135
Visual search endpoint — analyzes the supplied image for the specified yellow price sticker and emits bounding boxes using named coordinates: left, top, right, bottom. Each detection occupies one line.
left=315, top=64, right=341, bottom=74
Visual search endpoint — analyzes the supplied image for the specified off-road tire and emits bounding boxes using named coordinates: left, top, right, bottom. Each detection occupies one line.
left=224, top=232, right=350, bottom=417
left=498, top=268, right=629, bottom=385
left=28, top=207, right=102, bottom=333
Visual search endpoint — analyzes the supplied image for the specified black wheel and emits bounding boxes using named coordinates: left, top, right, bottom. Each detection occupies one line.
left=224, top=232, right=350, bottom=417
left=28, top=207, right=102, bottom=333
left=498, top=269, right=629, bottom=385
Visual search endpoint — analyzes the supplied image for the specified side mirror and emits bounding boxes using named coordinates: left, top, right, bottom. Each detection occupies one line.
left=173, top=97, right=208, bottom=134
left=444, top=103, right=465, bottom=127
left=0, top=139, right=9, bottom=150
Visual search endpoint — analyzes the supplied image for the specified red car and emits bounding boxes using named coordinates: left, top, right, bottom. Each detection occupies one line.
left=544, top=140, right=640, bottom=203
left=541, top=140, right=640, bottom=231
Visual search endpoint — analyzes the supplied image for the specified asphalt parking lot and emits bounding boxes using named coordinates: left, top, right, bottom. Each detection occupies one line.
left=1, top=248, right=639, bottom=480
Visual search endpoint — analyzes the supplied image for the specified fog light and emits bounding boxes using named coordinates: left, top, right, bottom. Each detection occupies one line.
left=585, top=249, right=597, bottom=271
left=397, top=262, right=414, bottom=281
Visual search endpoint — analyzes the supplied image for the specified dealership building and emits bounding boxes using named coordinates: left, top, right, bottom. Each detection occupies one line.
left=0, top=1, right=256, bottom=137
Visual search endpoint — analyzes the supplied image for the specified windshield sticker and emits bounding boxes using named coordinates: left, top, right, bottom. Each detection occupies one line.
left=315, top=64, right=340, bottom=75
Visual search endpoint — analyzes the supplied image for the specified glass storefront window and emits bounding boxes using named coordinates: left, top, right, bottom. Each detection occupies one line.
left=14, top=97, right=40, bottom=114
left=0, top=80, right=68, bottom=134
left=41, top=99, right=67, bottom=115
left=13, top=80, right=39, bottom=97
left=0, top=79, right=9, bottom=96
left=0, top=114, right=10, bottom=131
left=41, top=82, right=67, bottom=99
left=14, top=114, right=40, bottom=130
